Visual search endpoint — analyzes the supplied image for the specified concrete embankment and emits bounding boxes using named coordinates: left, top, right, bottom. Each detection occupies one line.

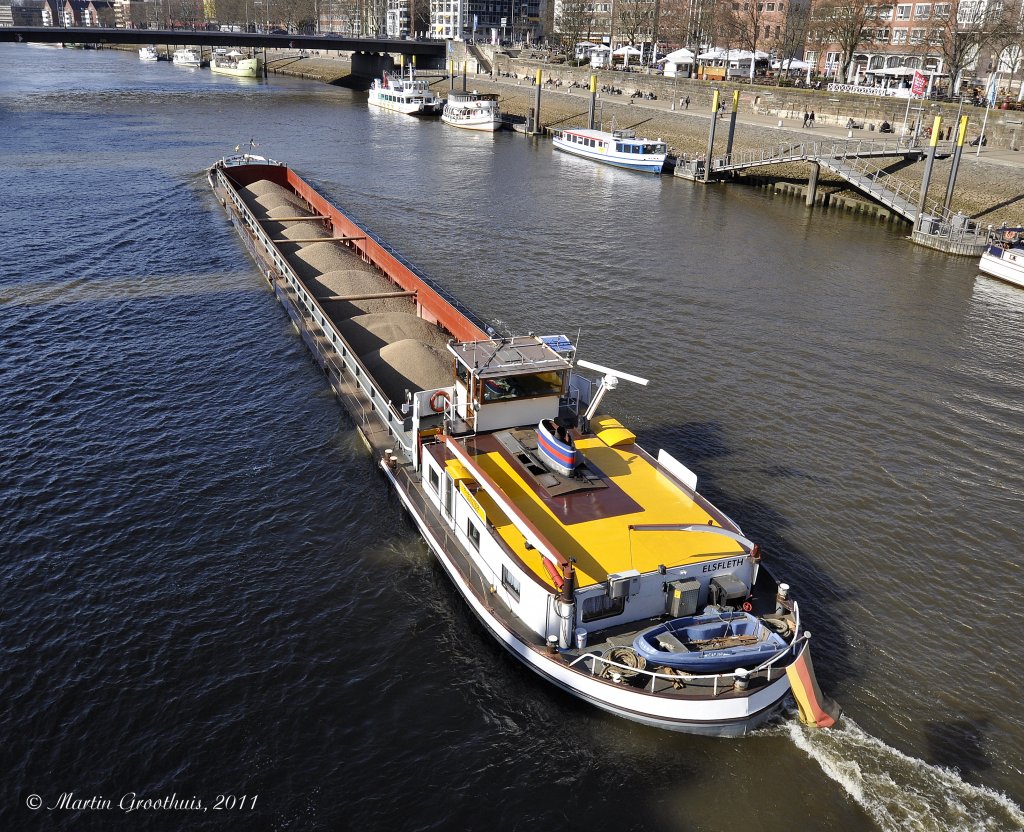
left=259, top=54, right=1024, bottom=227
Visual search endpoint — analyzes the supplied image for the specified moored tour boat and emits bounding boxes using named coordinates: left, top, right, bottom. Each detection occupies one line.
left=553, top=127, right=668, bottom=173
left=172, top=48, right=204, bottom=68
left=367, top=70, right=443, bottom=116
left=138, top=46, right=159, bottom=62
left=979, top=227, right=1024, bottom=289
left=210, top=50, right=261, bottom=78
left=442, top=91, right=503, bottom=131
left=207, top=154, right=841, bottom=736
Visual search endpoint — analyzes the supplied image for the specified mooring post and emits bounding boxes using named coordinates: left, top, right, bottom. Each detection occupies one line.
left=914, top=115, right=943, bottom=232
left=806, top=161, right=820, bottom=207
left=703, top=89, right=720, bottom=183
left=588, top=75, right=597, bottom=130
left=462, top=60, right=467, bottom=92
left=450, top=59, right=455, bottom=90
left=942, top=115, right=969, bottom=215
left=725, top=89, right=740, bottom=161
left=262, top=47, right=268, bottom=78
left=534, top=69, right=543, bottom=135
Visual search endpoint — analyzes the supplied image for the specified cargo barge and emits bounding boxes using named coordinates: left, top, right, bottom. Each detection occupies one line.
left=208, top=154, right=839, bottom=736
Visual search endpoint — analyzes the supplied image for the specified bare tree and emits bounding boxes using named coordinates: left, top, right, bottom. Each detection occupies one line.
left=931, top=0, right=1007, bottom=94
left=810, top=0, right=873, bottom=80
left=555, top=0, right=596, bottom=53
left=775, top=0, right=811, bottom=83
left=615, top=0, right=655, bottom=48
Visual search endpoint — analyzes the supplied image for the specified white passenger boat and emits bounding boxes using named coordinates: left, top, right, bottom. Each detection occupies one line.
left=211, top=50, right=261, bottom=78
left=172, top=48, right=204, bottom=68
left=442, top=91, right=503, bottom=131
left=208, top=155, right=841, bottom=737
left=138, top=46, right=159, bottom=62
left=367, top=70, right=443, bottom=116
left=979, top=227, right=1024, bottom=289
left=553, top=128, right=668, bottom=173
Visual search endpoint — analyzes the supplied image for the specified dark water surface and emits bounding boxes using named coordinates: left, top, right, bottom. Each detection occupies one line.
left=2, top=45, right=1023, bottom=832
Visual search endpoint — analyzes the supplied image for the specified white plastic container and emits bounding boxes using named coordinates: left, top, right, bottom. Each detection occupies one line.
left=575, top=627, right=588, bottom=649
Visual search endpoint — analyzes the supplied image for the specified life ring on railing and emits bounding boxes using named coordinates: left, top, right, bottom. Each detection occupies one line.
left=429, top=390, right=450, bottom=413
left=742, top=601, right=754, bottom=613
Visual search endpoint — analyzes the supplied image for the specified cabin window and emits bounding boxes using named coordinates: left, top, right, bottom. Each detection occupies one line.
left=581, top=593, right=625, bottom=622
left=481, top=371, right=563, bottom=403
left=466, top=518, right=481, bottom=550
left=428, top=466, right=440, bottom=493
left=501, top=565, right=521, bottom=601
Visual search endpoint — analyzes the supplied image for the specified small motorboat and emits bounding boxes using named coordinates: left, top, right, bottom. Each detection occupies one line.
left=979, top=227, right=1024, bottom=289
left=633, top=611, right=789, bottom=673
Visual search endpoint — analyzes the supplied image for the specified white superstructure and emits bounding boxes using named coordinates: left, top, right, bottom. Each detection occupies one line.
left=442, top=91, right=502, bottom=131
left=367, top=71, right=443, bottom=116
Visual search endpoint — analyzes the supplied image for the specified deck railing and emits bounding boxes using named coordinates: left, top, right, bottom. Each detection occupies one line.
left=568, top=602, right=804, bottom=695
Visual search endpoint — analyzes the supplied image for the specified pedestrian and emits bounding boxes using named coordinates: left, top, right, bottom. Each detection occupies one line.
left=802, top=111, right=809, bottom=128
left=809, top=110, right=815, bottom=128
left=684, top=95, right=690, bottom=109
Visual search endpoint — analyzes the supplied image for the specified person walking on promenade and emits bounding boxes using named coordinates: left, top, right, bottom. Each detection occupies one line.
left=802, top=111, right=809, bottom=128
left=684, top=95, right=690, bottom=109
left=809, top=110, right=816, bottom=128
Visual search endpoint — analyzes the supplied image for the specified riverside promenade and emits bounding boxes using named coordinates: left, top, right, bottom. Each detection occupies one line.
left=265, top=51, right=1024, bottom=227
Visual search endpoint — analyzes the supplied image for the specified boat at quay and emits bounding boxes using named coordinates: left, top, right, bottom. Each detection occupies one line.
left=210, top=50, right=261, bottom=78
left=208, top=154, right=839, bottom=736
left=367, top=71, right=443, bottom=116
left=553, top=128, right=668, bottom=173
left=979, top=227, right=1024, bottom=288
left=138, top=46, right=159, bottom=62
left=172, top=48, right=204, bottom=68
left=442, top=91, right=503, bottom=132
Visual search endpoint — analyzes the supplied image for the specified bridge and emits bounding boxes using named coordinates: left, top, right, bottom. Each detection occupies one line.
left=0, top=26, right=448, bottom=73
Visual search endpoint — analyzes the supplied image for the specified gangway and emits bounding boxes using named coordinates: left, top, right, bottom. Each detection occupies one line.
left=675, top=137, right=950, bottom=224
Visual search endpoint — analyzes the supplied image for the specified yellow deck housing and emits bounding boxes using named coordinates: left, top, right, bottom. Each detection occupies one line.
left=457, top=437, right=744, bottom=590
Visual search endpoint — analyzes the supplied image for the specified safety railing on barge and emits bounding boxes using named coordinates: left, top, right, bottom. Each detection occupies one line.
left=567, top=604, right=804, bottom=696
left=213, top=164, right=416, bottom=459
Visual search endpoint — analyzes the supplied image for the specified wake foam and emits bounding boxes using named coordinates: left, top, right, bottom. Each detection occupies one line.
left=786, top=719, right=1024, bottom=832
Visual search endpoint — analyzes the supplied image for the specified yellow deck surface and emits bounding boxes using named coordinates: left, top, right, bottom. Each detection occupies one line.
left=464, top=437, right=744, bottom=590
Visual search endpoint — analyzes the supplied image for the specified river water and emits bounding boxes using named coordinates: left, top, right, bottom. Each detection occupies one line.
left=2, top=44, right=1022, bottom=832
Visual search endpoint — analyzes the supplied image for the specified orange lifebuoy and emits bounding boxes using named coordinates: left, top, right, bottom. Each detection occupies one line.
left=429, top=390, right=450, bottom=413
left=742, top=601, right=754, bottom=613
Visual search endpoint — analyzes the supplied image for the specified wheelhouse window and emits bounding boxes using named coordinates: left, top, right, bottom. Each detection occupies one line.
left=466, top=519, right=481, bottom=550
left=501, top=565, right=521, bottom=601
left=428, top=466, right=440, bottom=493
left=480, top=371, right=562, bottom=402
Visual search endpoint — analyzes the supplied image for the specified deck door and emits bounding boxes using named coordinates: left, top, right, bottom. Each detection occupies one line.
left=443, top=473, right=456, bottom=528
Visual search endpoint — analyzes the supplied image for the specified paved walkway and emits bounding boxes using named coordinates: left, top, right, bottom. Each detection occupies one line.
left=487, top=74, right=1024, bottom=169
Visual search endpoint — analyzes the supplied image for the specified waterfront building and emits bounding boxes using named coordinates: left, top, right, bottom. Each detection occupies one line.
left=430, top=0, right=544, bottom=42
left=804, top=0, right=1023, bottom=96
left=0, top=2, right=13, bottom=25
left=12, top=1, right=47, bottom=25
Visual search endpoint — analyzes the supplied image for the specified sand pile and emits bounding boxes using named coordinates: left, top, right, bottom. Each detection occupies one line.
left=238, top=181, right=310, bottom=218
left=362, top=340, right=451, bottom=403
left=288, top=241, right=363, bottom=280
left=308, top=269, right=392, bottom=297
left=338, top=312, right=450, bottom=356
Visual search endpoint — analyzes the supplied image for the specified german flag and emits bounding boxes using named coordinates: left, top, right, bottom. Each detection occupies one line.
left=787, top=634, right=842, bottom=729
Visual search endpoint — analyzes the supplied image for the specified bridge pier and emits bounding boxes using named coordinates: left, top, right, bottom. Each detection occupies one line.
left=350, top=52, right=397, bottom=87
left=806, top=162, right=820, bottom=207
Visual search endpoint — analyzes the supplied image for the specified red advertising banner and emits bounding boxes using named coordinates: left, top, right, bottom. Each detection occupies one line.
left=911, top=70, right=927, bottom=96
